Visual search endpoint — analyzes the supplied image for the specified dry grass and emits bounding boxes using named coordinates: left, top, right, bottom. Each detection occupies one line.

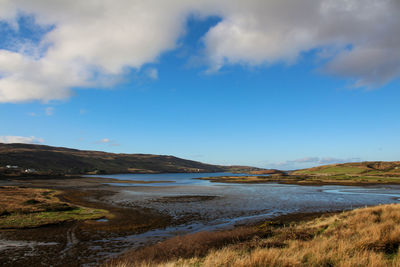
left=109, top=204, right=400, bottom=267
left=106, top=227, right=263, bottom=266
left=0, top=186, right=108, bottom=228
left=0, top=186, right=65, bottom=214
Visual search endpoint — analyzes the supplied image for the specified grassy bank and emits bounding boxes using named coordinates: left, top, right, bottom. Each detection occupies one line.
left=199, top=162, right=400, bottom=185
left=198, top=174, right=400, bottom=185
left=0, top=186, right=108, bottom=228
left=108, top=203, right=400, bottom=267
left=292, top=162, right=400, bottom=177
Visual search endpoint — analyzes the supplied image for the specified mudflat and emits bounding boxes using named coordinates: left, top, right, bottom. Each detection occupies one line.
left=0, top=177, right=173, bottom=266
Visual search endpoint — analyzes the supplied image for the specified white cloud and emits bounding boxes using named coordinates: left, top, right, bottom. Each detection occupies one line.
left=0, top=135, right=44, bottom=144
left=99, top=138, right=110, bottom=143
left=96, top=138, right=120, bottom=147
left=0, top=0, right=399, bottom=103
left=45, top=107, right=54, bottom=116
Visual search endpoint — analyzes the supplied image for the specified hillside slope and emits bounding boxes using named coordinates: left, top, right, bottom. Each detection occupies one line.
left=0, top=143, right=258, bottom=175
left=292, top=161, right=400, bottom=176
left=197, top=161, right=400, bottom=185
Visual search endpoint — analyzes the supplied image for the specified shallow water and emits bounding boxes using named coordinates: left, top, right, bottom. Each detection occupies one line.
left=86, top=172, right=254, bottom=186
left=95, top=173, right=400, bottom=226
left=0, top=239, right=57, bottom=253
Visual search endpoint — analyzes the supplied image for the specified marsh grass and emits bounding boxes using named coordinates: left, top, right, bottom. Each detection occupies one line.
left=0, top=186, right=108, bottom=228
left=0, top=207, right=106, bottom=228
left=109, top=204, right=400, bottom=267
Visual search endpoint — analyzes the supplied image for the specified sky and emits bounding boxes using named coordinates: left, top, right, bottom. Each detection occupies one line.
left=1, top=0, right=400, bottom=170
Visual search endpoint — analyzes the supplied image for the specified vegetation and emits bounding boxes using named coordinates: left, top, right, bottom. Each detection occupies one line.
left=0, top=186, right=108, bottom=228
left=0, top=143, right=260, bottom=175
left=200, top=174, right=400, bottom=185
left=200, top=162, right=400, bottom=185
left=108, top=204, right=400, bottom=267
left=292, top=162, right=400, bottom=176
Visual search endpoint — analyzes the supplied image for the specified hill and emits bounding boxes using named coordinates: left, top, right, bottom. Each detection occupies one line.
left=198, top=161, right=400, bottom=185
left=292, top=161, right=400, bottom=176
left=0, top=143, right=260, bottom=175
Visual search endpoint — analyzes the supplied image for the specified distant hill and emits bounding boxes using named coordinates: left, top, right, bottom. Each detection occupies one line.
left=0, top=143, right=261, bottom=175
left=292, top=161, right=400, bottom=176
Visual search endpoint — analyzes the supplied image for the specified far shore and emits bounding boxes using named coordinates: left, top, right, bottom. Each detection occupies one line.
left=4, top=172, right=400, bottom=187
left=196, top=174, right=400, bottom=186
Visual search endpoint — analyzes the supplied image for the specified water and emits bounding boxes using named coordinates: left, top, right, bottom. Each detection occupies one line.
left=92, top=172, right=400, bottom=223
left=86, top=172, right=254, bottom=186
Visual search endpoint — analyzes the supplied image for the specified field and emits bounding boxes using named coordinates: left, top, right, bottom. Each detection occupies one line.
left=0, top=186, right=108, bottom=228
left=108, top=203, right=400, bottom=267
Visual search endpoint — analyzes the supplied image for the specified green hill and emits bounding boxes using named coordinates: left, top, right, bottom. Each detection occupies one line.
left=292, top=161, right=400, bottom=176
left=198, top=161, right=400, bottom=185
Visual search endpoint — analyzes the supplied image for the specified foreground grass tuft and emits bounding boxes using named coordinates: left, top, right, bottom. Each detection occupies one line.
left=108, top=203, right=400, bottom=267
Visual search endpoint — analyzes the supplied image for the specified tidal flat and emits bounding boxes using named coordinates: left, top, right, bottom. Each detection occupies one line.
left=1, top=173, right=400, bottom=266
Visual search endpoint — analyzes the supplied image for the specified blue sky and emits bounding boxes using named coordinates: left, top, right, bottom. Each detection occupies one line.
left=1, top=1, right=400, bottom=169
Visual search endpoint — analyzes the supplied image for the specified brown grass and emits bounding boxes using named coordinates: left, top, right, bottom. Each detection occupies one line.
left=0, top=186, right=108, bottom=228
left=0, top=186, right=68, bottom=214
left=106, top=227, right=263, bottom=266
left=108, top=204, right=400, bottom=267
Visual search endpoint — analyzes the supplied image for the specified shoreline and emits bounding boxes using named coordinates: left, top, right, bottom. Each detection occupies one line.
left=196, top=175, right=400, bottom=186
left=6, top=172, right=400, bottom=187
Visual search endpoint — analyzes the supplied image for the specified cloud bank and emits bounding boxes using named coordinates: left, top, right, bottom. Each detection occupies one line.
left=0, top=135, right=44, bottom=144
left=0, top=0, right=399, bottom=103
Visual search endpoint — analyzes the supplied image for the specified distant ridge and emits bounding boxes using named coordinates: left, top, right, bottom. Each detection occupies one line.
left=0, top=143, right=261, bottom=175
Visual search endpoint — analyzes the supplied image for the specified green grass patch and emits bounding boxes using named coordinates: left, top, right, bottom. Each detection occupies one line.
left=363, top=170, right=385, bottom=175
left=0, top=207, right=108, bottom=229
left=312, top=175, right=400, bottom=183
left=297, top=166, right=366, bottom=175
